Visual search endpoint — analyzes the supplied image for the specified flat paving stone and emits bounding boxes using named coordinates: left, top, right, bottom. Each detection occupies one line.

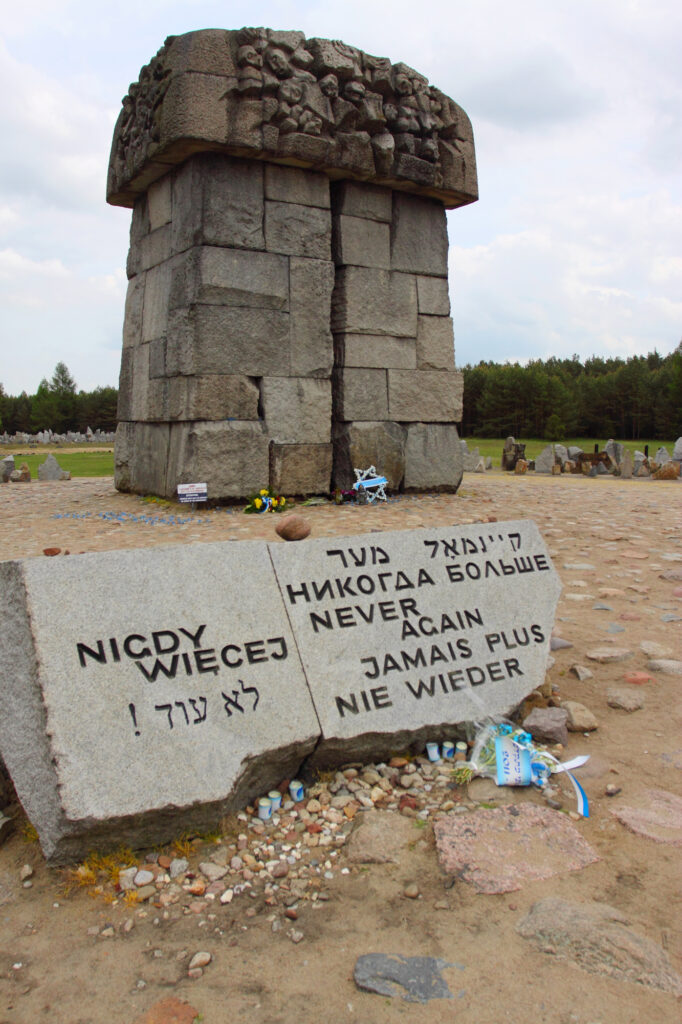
left=434, top=804, right=598, bottom=894
left=611, top=789, right=682, bottom=845
left=354, top=953, right=457, bottom=1003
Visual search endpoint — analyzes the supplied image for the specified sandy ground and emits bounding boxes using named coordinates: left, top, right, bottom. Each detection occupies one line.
left=0, top=471, right=681, bottom=1024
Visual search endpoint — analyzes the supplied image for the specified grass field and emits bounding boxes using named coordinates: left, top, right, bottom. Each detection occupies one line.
left=462, top=437, right=677, bottom=468
left=6, top=449, right=114, bottom=478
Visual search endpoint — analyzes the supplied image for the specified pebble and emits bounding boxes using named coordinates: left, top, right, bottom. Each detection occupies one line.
left=289, top=929, right=304, bottom=944
left=19, top=864, right=34, bottom=882
left=189, top=951, right=212, bottom=970
left=570, top=664, right=593, bottom=681
left=134, top=869, right=154, bottom=887
left=605, top=784, right=621, bottom=797
left=403, top=882, right=420, bottom=899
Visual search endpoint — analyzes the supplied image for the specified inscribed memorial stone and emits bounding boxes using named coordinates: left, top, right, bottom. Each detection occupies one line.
left=0, top=521, right=559, bottom=859
left=0, top=544, right=318, bottom=863
left=270, top=520, right=561, bottom=764
left=108, top=27, right=477, bottom=500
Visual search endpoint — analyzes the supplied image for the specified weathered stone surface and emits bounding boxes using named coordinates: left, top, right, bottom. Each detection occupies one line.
left=123, top=274, right=145, bottom=348
left=170, top=246, right=290, bottom=311
left=436, top=806, right=598, bottom=894
left=147, top=176, right=172, bottom=231
left=109, top=30, right=475, bottom=503
left=269, top=443, right=333, bottom=495
left=404, top=423, right=463, bottom=491
left=289, top=257, right=335, bottom=378
left=37, top=454, right=71, bottom=482
left=333, top=181, right=392, bottom=223
left=264, top=165, right=330, bottom=208
left=171, top=154, right=265, bottom=253
left=167, top=375, right=259, bottom=421
left=673, top=436, right=682, bottom=461
left=0, top=545, right=319, bottom=862
left=332, top=215, right=391, bottom=269
left=647, top=658, right=682, bottom=676
left=654, top=446, right=670, bottom=464
left=261, top=377, right=332, bottom=443
left=345, top=810, right=414, bottom=864
left=620, top=449, right=633, bottom=479
left=523, top=707, right=569, bottom=745
left=611, top=789, right=682, bottom=846
left=387, top=369, right=463, bottom=422
left=416, top=315, right=455, bottom=370
left=167, top=421, right=270, bottom=499
left=108, top=31, right=477, bottom=211
left=334, top=368, right=388, bottom=422
left=605, top=439, right=623, bottom=466
left=390, top=193, right=448, bottom=276
left=332, top=267, right=417, bottom=337
left=416, top=275, right=450, bottom=315
left=1, top=455, right=14, bottom=483
left=535, top=445, right=556, bottom=474
left=167, top=305, right=291, bottom=376
left=354, top=954, right=454, bottom=1004
left=269, top=521, right=561, bottom=765
left=607, top=687, right=644, bottom=712
left=337, top=334, right=416, bottom=370
left=332, top=421, right=406, bottom=490
left=653, top=461, right=679, bottom=480
left=517, top=898, right=682, bottom=995
left=563, top=700, right=598, bottom=731
left=115, top=421, right=170, bottom=495
left=265, top=202, right=331, bottom=259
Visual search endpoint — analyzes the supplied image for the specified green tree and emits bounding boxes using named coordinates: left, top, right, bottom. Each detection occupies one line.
left=48, top=362, right=78, bottom=432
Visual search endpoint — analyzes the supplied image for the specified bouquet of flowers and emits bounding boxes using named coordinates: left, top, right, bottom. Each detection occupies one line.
left=244, top=487, right=287, bottom=514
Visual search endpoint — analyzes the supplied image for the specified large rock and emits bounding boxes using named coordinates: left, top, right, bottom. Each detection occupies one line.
left=37, top=454, right=71, bottom=482
left=534, top=445, right=555, bottom=474
left=0, top=544, right=319, bottom=862
left=517, top=898, right=682, bottom=995
left=1, top=455, right=14, bottom=483
left=673, top=436, right=682, bottom=461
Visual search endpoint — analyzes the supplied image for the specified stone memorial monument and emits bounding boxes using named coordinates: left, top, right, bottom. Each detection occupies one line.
left=107, top=28, right=478, bottom=500
left=1, top=522, right=560, bottom=861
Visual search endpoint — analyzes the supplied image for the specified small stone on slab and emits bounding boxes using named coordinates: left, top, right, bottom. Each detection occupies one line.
left=570, top=664, right=593, bottom=681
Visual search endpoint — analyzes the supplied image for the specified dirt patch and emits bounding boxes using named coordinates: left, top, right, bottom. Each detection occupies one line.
left=1, top=472, right=681, bottom=1023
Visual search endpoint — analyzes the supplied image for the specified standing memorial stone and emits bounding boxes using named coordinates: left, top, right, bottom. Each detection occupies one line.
left=107, top=27, right=477, bottom=500
left=270, top=521, right=561, bottom=765
left=0, top=544, right=318, bottom=862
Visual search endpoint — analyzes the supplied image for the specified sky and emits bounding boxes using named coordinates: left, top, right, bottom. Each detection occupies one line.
left=1, top=0, right=681, bottom=394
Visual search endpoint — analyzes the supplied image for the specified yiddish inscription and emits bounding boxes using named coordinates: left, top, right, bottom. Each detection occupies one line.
left=270, top=521, right=561, bottom=741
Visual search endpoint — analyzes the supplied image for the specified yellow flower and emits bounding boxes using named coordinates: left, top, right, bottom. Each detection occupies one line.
left=254, top=497, right=262, bottom=509
left=272, top=497, right=278, bottom=507
left=259, top=489, right=268, bottom=496
left=280, top=497, right=286, bottom=507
